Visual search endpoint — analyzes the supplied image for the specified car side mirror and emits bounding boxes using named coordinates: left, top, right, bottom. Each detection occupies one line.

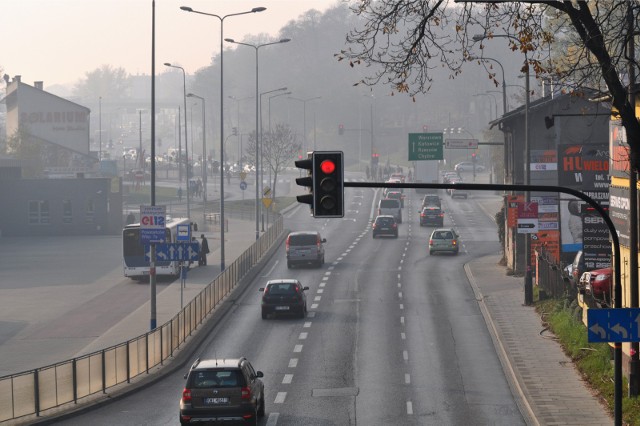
left=258, top=287, right=264, bottom=292
left=322, top=238, right=327, bottom=243
left=183, top=373, right=188, bottom=380
left=256, top=371, right=264, bottom=378
left=303, top=286, right=310, bottom=291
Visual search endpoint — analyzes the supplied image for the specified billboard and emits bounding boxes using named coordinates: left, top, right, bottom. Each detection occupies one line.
left=557, top=144, right=609, bottom=189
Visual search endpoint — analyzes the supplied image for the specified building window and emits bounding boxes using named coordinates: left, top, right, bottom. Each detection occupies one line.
left=85, top=198, right=95, bottom=224
left=63, top=200, right=72, bottom=224
left=28, top=200, right=50, bottom=225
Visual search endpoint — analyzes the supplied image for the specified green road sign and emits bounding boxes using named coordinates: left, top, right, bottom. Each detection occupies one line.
left=408, top=133, right=443, bottom=161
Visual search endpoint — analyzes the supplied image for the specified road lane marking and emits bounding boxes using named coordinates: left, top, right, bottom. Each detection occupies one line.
left=274, top=392, right=287, bottom=404
left=289, top=358, right=298, bottom=368
left=407, top=401, right=413, bottom=415
left=317, top=289, right=324, bottom=294
left=401, top=332, right=406, bottom=340
left=266, top=413, right=279, bottom=426
left=304, top=321, right=312, bottom=328
left=403, top=350, right=409, bottom=361
left=400, top=316, right=405, bottom=325
left=299, top=332, right=308, bottom=340
left=405, top=374, right=411, bottom=384
left=293, top=345, right=303, bottom=353
left=282, top=374, right=293, bottom=384
left=399, top=303, right=404, bottom=310
left=311, top=303, right=319, bottom=309
left=307, top=311, right=316, bottom=318
left=261, top=260, right=279, bottom=277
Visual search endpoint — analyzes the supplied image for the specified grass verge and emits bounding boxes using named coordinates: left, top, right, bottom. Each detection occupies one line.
left=536, top=298, right=640, bottom=425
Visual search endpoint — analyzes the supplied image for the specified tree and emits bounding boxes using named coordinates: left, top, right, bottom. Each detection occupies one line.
left=6, top=125, right=45, bottom=178
left=73, top=64, right=130, bottom=99
left=339, top=1, right=640, bottom=170
left=244, top=123, right=301, bottom=200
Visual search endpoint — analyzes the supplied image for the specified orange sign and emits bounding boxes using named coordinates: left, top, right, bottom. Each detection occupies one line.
left=531, top=230, right=560, bottom=267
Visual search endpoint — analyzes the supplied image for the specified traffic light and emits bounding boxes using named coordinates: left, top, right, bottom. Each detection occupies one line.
left=312, top=151, right=344, bottom=218
left=371, top=153, right=379, bottom=166
left=422, top=125, right=428, bottom=132
left=295, top=154, right=314, bottom=212
left=338, top=124, right=344, bottom=135
left=472, top=152, right=477, bottom=162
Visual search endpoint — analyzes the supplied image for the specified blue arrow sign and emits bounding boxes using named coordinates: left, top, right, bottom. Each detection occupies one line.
left=240, top=181, right=247, bottom=191
left=587, top=308, right=640, bottom=342
left=145, top=242, right=200, bottom=261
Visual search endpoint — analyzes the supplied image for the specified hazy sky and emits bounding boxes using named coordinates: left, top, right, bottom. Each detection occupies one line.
left=2, top=0, right=339, bottom=88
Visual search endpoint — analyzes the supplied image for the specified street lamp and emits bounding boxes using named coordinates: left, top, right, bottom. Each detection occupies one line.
left=99, top=96, right=102, bottom=161
left=187, top=93, right=207, bottom=232
left=229, top=95, right=253, bottom=171
left=473, top=33, right=531, bottom=305
left=268, top=91, right=291, bottom=133
left=473, top=93, right=498, bottom=120
left=181, top=5, right=266, bottom=270
left=288, top=96, right=321, bottom=153
left=163, top=62, right=190, bottom=220
left=468, top=56, right=507, bottom=115
left=224, top=37, right=291, bottom=240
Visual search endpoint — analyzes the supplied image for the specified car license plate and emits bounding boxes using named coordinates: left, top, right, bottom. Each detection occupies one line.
left=275, top=306, right=290, bottom=311
left=204, top=397, right=228, bottom=405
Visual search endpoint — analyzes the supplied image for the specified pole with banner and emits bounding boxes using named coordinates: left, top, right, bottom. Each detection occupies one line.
left=140, top=205, right=166, bottom=330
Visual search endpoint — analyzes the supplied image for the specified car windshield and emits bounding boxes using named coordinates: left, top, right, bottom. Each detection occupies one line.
left=433, top=231, right=453, bottom=239
left=191, top=370, right=241, bottom=388
left=289, top=235, right=317, bottom=245
left=267, top=283, right=297, bottom=294
left=376, top=217, right=394, bottom=225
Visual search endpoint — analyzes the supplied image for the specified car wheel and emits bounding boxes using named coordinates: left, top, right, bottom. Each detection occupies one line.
left=454, top=249, right=459, bottom=255
left=287, top=261, right=292, bottom=269
left=299, top=306, right=306, bottom=319
left=258, top=393, right=266, bottom=417
left=251, top=408, right=259, bottom=425
left=261, top=308, right=267, bottom=320
left=429, top=250, right=434, bottom=255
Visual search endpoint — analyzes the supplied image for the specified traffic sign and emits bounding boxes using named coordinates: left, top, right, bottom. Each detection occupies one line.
left=240, top=181, right=247, bottom=191
left=408, top=133, right=443, bottom=161
left=145, top=242, right=200, bottom=262
left=263, top=186, right=271, bottom=197
left=588, top=308, right=640, bottom=342
left=140, top=205, right=166, bottom=243
left=262, top=198, right=273, bottom=209
left=445, top=139, right=479, bottom=149
left=176, top=224, right=190, bottom=242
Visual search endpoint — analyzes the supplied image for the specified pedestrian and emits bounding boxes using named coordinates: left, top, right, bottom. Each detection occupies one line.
left=177, top=186, right=183, bottom=201
left=126, top=212, right=136, bottom=225
left=199, top=234, right=209, bottom=266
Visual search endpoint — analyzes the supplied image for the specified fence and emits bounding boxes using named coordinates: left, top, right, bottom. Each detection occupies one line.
left=535, top=246, right=575, bottom=300
left=0, top=216, right=283, bottom=424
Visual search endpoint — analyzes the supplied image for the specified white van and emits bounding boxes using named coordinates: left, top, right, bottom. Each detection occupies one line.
left=378, top=199, right=402, bottom=223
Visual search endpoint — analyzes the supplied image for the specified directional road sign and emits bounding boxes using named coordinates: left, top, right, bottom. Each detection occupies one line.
left=445, top=139, right=479, bottom=149
left=587, top=308, right=640, bottom=343
left=408, top=133, right=443, bottom=161
left=145, top=242, right=200, bottom=262
left=240, top=181, right=247, bottom=191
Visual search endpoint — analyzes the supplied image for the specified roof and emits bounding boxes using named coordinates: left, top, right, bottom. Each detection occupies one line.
left=266, top=279, right=300, bottom=285
left=193, top=358, right=245, bottom=369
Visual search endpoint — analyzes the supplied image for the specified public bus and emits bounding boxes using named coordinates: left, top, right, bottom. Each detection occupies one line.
left=122, top=217, right=194, bottom=280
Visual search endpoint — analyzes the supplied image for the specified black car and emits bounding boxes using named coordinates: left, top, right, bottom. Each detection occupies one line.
left=259, top=279, right=308, bottom=319
left=372, top=215, right=399, bottom=238
left=421, top=194, right=441, bottom=208
left=180, top=357, right=265, bottom=425
left=419, top=206, right=444, bottom=226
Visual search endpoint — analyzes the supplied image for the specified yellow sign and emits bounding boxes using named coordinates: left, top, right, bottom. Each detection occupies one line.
left=262, top=198, right=273, bottom=209
left=240, top=171, right=247, bottom=181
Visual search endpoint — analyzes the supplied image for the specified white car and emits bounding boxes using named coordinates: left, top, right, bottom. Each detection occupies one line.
left=454, top=162, right=485, bottom=172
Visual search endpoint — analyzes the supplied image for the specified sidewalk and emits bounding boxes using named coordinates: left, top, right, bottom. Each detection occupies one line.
left=469, top=198, right=612, bottom=425
left=76, top=216, right=260, bottom=356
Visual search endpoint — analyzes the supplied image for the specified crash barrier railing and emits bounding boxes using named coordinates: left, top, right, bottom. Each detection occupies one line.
left=0, top=216, right=283, bottom=423
left=535, top=246, right=575, bottom=300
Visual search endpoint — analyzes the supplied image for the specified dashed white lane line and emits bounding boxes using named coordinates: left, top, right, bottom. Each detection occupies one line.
left=332, top=261, right=339, bottom=265
left=311, top=303, right=319, bottom=309
left=399, top=303, right=404, bottom=310
left=282, top=374, right=293, bottom=384
left=304, top=322, right=312, bottom=328
left=407, top=401, right=413, bottom=415
left=397, top=283, right=401, bottom=288
left=294, top=345, right=303, bottom=353
left=314, top=296, right=322, bottom=301
left=319, top=283, right=326, bottom=288
left=397, top=274, right=401, bottom=280
left=274, top=392, right=287, bottom=404
left=299, top=332, right=308, bottom=340
left=399, top=292, right=403, bottom=299
left=398, top=266, right=402, bottom=271
left=405, top=373, right=411, bottom=384
left=317, top=288, right=324, bottom=294
left=322, top=277, right=329, bottom=281
left=403, top=350, right=409, bottom=361
left=400, top=316, right=405, bottom=325
left=266, top=413, right=279, bottom=426
left=324, top=271, right=332, bottom=276
left=401, top=332, right=406, bottom=340
left=328, top=266, right=335, bottom=270
left=288, top=358, right=298, bottom=368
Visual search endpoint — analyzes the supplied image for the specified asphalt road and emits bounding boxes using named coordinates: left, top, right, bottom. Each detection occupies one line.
left=54, top=179, right=524, bottom=425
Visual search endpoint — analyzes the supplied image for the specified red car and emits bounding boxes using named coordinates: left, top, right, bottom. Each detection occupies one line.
left=579, top=268, right=612, bottom=301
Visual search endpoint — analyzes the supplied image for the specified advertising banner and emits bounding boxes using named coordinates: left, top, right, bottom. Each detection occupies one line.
left=557, top=144, right=609, bottom=189
left=609, top=185, right=630, bottom=247
left=581, top=204, right=612, bottom=270
left=609, top=120, right=630, bottom=178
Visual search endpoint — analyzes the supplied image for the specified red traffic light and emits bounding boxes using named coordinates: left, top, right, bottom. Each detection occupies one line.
left=320, top=159, right=336, bottom=174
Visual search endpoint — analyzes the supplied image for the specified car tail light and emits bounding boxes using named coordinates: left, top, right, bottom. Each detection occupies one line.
left=286, top=235, right=290, bottom=254
left=317, top=236, right=322, bottom=249
left=421, top=213, right=425, bottom=217
left=452, top=240, right=457, bottom=246
left=182, top=388, right=192, bottom=403
left=373, top=223, right=377, bottom=229
left=392, top=223, right=397, bottom=229
left=429, top=239, right=433, bottom=245
left=241, top=386, right=251, bottom=400
left=439, top=213, right=444, bottom=218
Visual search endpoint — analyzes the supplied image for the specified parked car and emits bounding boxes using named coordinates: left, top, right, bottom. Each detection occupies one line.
left=259, top=279, right=309, bottom=319
left=429, top=228, right=460, bottom=255
left=286, top=231, right=326, bottom=268
left=579, top=268, right=612, bottom=303
left=569, top=250, right=585, bottom=288
left=454, top=161, right=486, bottom=172
left=179, top=357, right=265, bottom=425
left=419, top=206, right=444, bottom=227
left=372, top=215, right=398, bottom=238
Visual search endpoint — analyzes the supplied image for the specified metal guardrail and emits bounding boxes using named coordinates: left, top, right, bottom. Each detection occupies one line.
left=0, top=216, right=283, bottom=424
left=535, top=246, right=576, bottom=300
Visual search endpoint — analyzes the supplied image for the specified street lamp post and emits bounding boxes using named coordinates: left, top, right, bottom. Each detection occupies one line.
left=224, top=37, right=291, bottom=240
left=163, top=63, right=190, bottom=220
left=473, top=93, right=498, bottom=121
left=99, top=96, right=102, bottom=161
left=187, top=93, right=207, bottom=231
left=473, top=34, right=531, bottom=304
left=181, top=5, right=267, bottom=270
left=229, top=95, right=253, bottom=171
left=288, top=96, right=321, bottom=154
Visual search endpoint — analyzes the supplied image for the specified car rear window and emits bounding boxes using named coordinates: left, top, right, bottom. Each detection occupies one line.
left=289, top=234, right=318, bottom=245
left=191, top=370, right=243, bottom=388
left=376, top=217, right=395, bottom=225
left=433, top=231, right=453, bottom=239
left=267, top=283, right=297, bottom=294
left=380, top=199, right=400, bottom=208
